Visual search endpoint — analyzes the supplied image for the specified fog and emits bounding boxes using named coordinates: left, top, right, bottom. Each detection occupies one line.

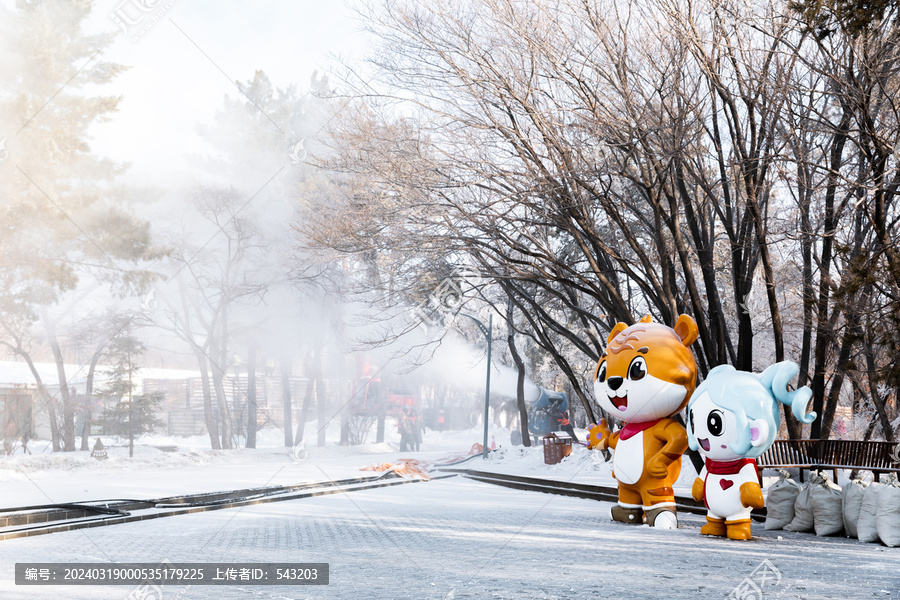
left=0, top=0, right=559, bottom=454
left=7, top=0, right=891, bottom=455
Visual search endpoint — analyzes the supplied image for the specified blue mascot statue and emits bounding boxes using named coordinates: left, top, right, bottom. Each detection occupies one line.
left=686, top=362, right=816, bottom=540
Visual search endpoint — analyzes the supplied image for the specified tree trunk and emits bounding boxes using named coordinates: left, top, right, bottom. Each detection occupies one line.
left=673, top=159, right=732, bottom=367
left=744, top=186, right=785, bottom=365
left=283, top=357, right=294, bottom=447
left=15, top=347, right=61, bottom=452
left=246, top=347, right=257, bottom=449
left=128, top=394, right=134, bottom=457
left=339, top=355, right=350, bottom=446
left=315, top=350, right=327, bottom=448
left=861, top=323, right=894, bottom=443
left=128, top=350, right=135, bottom=458
left=194, top=350, right=221, bottom=450
left=811, top=111, right=850, bottom=440
left=820, top=331, right=854, bottom=440
left=210, top=361, right=233, bottom=449
left=735, top=280, right=754, bottom=371
left=296, top=372, right=315, bottom=445
left=44, top=315, right=75, bottom=451
left=81, top=349, right=103, bottom=451
left=506, top=298, right=530, bottom=447
left=791, top=152, right=813, bottom=441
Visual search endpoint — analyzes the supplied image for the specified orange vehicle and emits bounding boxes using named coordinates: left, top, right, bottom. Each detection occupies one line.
left=351, top=377, right=419, bottom=417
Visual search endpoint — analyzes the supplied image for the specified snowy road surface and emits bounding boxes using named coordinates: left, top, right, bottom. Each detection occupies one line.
left=0, top=474, right=897, bottom=600
left=0, top=428, right=897, bottom=600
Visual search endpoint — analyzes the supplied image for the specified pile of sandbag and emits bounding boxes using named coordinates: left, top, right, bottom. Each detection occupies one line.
left=764, top=470, right=802, bottom=530
left=842, top=478, right=866, bottom=539
left=765, top=470, right=900, bottom=546
left=779, top=471, right=843, bottom=536
left=877, top=478, right=900, bottom=547
left=847, top=476, right=900, bottom=547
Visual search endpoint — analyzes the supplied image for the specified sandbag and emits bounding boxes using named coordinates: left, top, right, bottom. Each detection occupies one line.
left=810, top=472, right=844, bottom=536
left=842, top=480, right=866, bottom=539
left=875, top=478, right=900, bottom=547
left=783, top=474, right=816, bottom=532
left=765, top=470, right=802, bottom=530
left=857, top=482, right=883, bottom=543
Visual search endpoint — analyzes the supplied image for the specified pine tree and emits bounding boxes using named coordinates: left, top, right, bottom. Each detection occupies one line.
left=0, top=0, right=161, bottom=451
left=95, top=333, right=164, bottom=458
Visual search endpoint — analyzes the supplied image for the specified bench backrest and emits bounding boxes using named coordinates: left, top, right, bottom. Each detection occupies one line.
left=758, top=439, right=899, bottom=470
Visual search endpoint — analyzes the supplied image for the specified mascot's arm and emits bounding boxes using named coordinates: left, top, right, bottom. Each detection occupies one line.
left=692, top=477, right=705, bottom=503
left=647, top=420, right=689, bottom=478
left=587, top=419, right=617, bottom=451
left=692, top=465, right=707, bottom=503
left=739, top=481, right=765, bottom=509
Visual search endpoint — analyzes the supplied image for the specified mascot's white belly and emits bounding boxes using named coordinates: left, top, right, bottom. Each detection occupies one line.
left=705, top=465, right=757, bottom=521
left=613, top=431, right=645, bottom=485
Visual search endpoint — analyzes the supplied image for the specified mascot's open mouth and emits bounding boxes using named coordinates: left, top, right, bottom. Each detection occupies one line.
left=609, top=395, right=628, bottom=411
left=698, top=438, right=710, bottom=451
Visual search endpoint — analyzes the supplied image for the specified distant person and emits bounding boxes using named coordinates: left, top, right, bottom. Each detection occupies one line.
left=436, top=409, right=446, bottom=432
left=557, top=410, right=578, bottom=442
left=398, top=409, right=413, bottom=452
left=408, top=407, right=423, bottom=452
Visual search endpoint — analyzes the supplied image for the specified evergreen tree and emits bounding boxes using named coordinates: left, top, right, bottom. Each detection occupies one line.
left=789, top=0, right=899, bottom=38
left=0, top=0, right=162, bottom=451
left=95, top=333, right=164, bottom=458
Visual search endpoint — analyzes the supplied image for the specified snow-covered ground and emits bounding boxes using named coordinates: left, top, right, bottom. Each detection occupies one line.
left=0, top=425, right=897, bottom=599
left=0, top=425, right=533, bottom=508
left=0, top=426, right=406, bottom=508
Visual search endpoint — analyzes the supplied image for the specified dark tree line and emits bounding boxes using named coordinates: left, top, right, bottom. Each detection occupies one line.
left=306, top=0, right=898, bottom=443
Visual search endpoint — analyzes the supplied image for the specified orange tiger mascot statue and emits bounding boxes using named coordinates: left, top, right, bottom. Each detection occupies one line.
left=587, top=315, right=699, bottom=528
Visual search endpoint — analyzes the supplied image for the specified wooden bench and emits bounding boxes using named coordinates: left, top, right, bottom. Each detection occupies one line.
left=757, top=439, right=900, bottom=482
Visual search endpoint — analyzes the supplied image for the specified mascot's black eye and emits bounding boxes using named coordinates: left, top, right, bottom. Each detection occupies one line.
left=627, top=357, right=647, bottom=381
left=596, top=361, right=607, bottom=383
left=689, top=409, right=695, bottom=434
left=707, top=410, right=724, bottom=436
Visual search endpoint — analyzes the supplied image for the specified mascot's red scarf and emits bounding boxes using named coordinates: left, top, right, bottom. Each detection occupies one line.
left=705, top=457, right=757, bottom=475
left=618, top=419, right=661, bottom=440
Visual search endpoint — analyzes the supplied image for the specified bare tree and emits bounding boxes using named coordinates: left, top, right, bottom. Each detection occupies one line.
left=160, top=186, right=272, bottom=449
left=306, top=0, right=898, bottom=442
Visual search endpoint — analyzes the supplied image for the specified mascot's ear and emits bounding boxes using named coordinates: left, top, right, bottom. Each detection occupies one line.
left=607, top=322, right=629, bottom=345
left=749, top=419, right=770, bottom=448
left=674, top=314, right=699, bottom=347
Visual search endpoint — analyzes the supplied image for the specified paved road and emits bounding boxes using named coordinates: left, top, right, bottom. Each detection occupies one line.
left=0, top=475, right=897, bottom=599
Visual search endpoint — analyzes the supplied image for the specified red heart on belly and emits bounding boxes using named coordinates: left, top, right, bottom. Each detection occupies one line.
left=719, top=479, right=734, bottom=490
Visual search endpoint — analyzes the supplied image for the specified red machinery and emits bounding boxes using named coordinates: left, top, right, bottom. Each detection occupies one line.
left=350, top=376, right=419, bottom=417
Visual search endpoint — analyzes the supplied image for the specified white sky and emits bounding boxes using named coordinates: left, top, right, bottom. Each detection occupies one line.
left=0, top=0, right=377, bottom=368
left=79, top=0, right=372, bottom=185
